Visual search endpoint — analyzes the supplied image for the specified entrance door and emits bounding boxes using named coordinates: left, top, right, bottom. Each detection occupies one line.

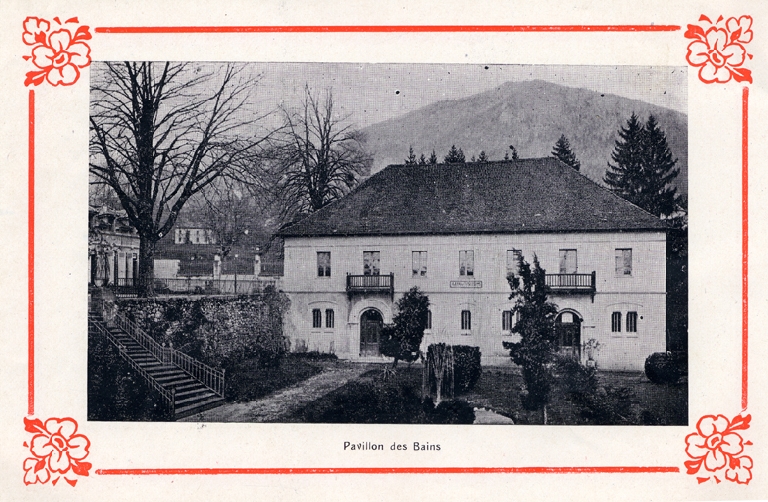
left=555, top=311, right=581, bottom=360
left=360, top=309, right=383, bottom=356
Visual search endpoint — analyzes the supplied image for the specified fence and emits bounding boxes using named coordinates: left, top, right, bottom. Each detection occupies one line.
left=113, top=277, right=279, bottom=297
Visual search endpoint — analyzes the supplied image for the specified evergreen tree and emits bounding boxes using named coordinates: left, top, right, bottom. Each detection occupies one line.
left=470, top=155, right=476, bottom=162
left=428, top=150, right=438, bottom=165
left=418, top=153, right=427, bottom=165
left=477, top=150, right=488, bottom=162
left=504, top=151, right=509, bottom=161
left=379, top=287, right=431, bottom=368
left=551, top=134, right=581, bottom=171
left=604, top=113, right=682, bottom=219
left=405, top=146, right=417, bottom=165
left=508, top=145, right=519, bottom=160
left=444, top=145, right=466, bottom=163
left=505, top=253, right=558, bottom=423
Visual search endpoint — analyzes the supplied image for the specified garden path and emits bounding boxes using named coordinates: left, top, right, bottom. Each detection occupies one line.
left=179, top=362, right=371, bottom=423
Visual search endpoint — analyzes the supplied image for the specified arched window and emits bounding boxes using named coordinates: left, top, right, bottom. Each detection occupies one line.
left=611, top=312, right=622, bottom=333
left=626, top=311, right=638, bottom=332
left=461, top=310, right=472, bottom=331
left=325, top=309, right=335, bottom=329
left=312, top=309, right=322, bottom=328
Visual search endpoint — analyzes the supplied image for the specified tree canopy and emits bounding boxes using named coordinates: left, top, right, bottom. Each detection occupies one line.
left=551, top=134, right=581, bottom=171
left=443, top=145, right=466, bottom=163
left=379, top=287, right=431, bottom=368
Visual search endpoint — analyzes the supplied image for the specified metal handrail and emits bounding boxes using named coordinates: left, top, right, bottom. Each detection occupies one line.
left=104, top=308, right=225, bottom=397
left=89, top=318, right=176, bottom=416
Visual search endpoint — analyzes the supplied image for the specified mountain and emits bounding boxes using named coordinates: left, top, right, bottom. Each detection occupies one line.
left=361, top=80, right=687, bottom=197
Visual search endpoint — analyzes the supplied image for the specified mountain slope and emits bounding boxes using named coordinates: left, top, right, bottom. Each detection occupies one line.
left=361, top=80, right=687, bottom=197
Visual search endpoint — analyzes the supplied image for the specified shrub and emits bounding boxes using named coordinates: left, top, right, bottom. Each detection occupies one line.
left=379, top=287, right=430, bottom=367
left=426, top=344, right=482, bottom=398
left=645, top=352, right=685, bottom=384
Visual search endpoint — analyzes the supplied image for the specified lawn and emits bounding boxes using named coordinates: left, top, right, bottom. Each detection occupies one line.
left=224, top=352, right=337, bottom=402
left=289, top=363, right=688, bottom=426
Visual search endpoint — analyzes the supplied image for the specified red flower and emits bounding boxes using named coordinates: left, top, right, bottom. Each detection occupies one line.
left=685, top=413, right=752, bottom=485
left=22, top=457, right=50, bottom=485
left=29, top=418, right=90, bottom=473
left=685, top=14, right=753, bottom=84
left=725, top=455, right=753, bottom=485
left=21, top=16, right=91, bottom=87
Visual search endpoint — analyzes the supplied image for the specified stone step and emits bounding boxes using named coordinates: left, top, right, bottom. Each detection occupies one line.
left=175, top=391, right=218, bottom=407
left=175, top=396, right=226, bottom=420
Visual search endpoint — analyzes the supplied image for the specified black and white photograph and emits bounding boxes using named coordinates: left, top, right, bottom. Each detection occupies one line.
left=87, top=62, right=688, bottom=425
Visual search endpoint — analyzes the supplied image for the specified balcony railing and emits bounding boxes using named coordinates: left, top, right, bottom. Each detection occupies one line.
left=346, top=273, right=394, bottom=298
left=545, top=272, right=596, bottom=298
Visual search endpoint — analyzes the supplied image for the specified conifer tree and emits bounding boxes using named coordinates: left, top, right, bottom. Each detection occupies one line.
left=508, top=145, right=519, bottom=160
left=551, top=134, right=581, bottom=171
left=604, top=112, right=646, bottom=207
left=405, top=146, right=417, bottom=165
left=428, top=150, right=438, bottom=165
left=477, top=150, right=488, bottom=162
left=444, top=145, right=465, bottom=163
left=379, top=287, right=430, bottom=368
left=418, top=153, right=427, bottom=165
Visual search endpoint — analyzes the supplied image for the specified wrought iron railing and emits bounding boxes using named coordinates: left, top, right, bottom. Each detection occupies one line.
left=545, top=272, right=596, bottom=293
left=104, top=308, right=225, bottom=397
left=346, top=273, right=394, bottom=296
left=88, top=317, right=176, bottom=416
left=111, top=277, right=279, bottom=297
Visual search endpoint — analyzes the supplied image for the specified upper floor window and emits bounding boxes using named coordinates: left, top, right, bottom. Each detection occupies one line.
left=611, top=312, right=622, bottom=333
left=312, top=309, right=322, bottom=328
left=559, top=249, right=577, bottom=274
left=459, top=250, right=474, bottom=276
left=317, top=252, right=331, bottom=277
left=364, top=251, right=380, bottom=276
left=461, top=310, right=472, bottom=331
left=626, top=311, right=638, bottom=332
left=325, top=309, right=335, bottom=329
left=412, top=251, right=427, bottom=277
left=502, top=310, right=515, bottom=331
left=615, top=248, right=633, bottom=276
left=506, top=249, right=522, bottom=277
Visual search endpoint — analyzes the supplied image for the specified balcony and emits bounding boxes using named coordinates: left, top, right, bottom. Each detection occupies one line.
left=346, top=273, right=394, bottom=298
left=545, top=272, right=596, bottom=300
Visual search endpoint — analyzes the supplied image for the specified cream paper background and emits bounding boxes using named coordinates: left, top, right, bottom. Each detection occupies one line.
left=0, top=0, right=766, bottom=500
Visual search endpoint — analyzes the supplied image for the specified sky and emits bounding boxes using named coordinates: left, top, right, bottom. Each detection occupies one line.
left=245, top=63, right=687, bottom=129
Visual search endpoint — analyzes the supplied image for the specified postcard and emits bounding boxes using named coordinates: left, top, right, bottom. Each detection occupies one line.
left=1, top=0, right=766, bottom=500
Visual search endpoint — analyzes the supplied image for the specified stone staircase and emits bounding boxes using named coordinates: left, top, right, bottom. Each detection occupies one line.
left=88, top=310, right=225, bottom=420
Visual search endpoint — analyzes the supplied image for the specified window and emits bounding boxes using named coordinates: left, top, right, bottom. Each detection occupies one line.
left=317, top=252, right=331, bottom=277
left=611, top=312, right=622, bottom=333
left=412, top=251, right=427, bottom=276
left=325, top=309, right=335, bottom=329
left=461, top=310, right=472, bottom=331
left=312, top=309, right=322, bottom=328
left=559, top=249, right=577, bottom=273
left=615, top=248, right=633, bottom=276
left=626, top=312, right=638, bottom=333
left=459, top=250, right=474, bottom=276
left=502, top=310, right=515, bottom=331
left=506, top=249, right=522, bottom=277
left=426, top=310, right=432, bottom=330
left=363, top=251, right=380, bottom=276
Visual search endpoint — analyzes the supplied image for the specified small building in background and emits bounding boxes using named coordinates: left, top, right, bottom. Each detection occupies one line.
left=88, top=206, right=140, bottom=287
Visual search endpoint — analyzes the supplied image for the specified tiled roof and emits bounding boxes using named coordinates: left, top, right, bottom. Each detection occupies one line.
left=279, top=158, right=667, bottom=237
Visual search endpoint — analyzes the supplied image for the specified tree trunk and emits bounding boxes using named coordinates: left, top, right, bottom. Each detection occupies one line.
left=138, top=237, right=156, bottom=297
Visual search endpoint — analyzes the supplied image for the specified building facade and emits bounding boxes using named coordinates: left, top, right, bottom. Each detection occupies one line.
left=280, top=159, right=669, bottom=371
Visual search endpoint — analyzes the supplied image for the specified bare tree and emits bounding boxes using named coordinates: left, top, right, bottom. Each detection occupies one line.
left=262, top=85, right=372, bottom=221
left=89, top=62, right=269, bottom=296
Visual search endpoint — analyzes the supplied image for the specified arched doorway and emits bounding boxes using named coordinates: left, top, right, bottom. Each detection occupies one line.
left=360, top=309, right=383, bottom=356
left=555, top=311, right=582, bottom=360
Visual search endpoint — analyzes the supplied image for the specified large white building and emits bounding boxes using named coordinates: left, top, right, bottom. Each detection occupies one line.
left=279, top=159, right=669, bottom=371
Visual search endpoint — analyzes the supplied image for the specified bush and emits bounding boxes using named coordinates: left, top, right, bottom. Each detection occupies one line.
left=426, top=344, right=482, bottom=398
left=645, top=352, right=685, bottom=384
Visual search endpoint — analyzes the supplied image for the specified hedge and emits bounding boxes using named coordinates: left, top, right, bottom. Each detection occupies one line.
left=644, top=352, right=686, bottom=385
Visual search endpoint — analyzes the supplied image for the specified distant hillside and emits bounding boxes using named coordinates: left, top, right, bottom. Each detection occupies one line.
left=361, top=80, right=687, bottom=197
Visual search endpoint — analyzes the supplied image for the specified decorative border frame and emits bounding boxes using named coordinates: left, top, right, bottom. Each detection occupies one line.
left=19, top=14, right=754, bottom=488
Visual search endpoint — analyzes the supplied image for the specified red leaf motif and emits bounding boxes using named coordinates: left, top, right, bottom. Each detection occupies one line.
left=684, top=24, right=706, bottom=40
left=24, top=70, right=46, bottom=87
left=34, top=459, right=46, bottom=473
left=53, top=17, right=61, bottom=25
left=65, top=478, right=77, bottom=487
left=71, top=461, right=92, bottom=477
left=729, top=455, right=739, bottom=469
left=65, top=17, right=79, bottom=23
left=697, top=477, right=710, bottom=484
left=34, top=32, right=47, bottom=45
left=51, top=476, right=59, bottom=486
left=745, top=440, right=753, bottom=446
left=685, top=458, right=704, bottom=474
left=731, top=28, right=743, bottom=43
left=716, top=15, right=724, bottom=23
left=24, top=417, right=45, bottom=434
left=73, top=25, right=92, bottom=42
left=699, top=14, right=712, bottom=23
left=729, top=414, right=751, bottom=431
left=22, top=55, right=31, bottom=61
left=730, top=67, right=753, bottom=83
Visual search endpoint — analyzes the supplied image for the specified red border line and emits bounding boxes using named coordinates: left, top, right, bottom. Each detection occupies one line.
left=28, top=89, right=35, bottom=417
left=97, top=466, right=680, bottom=475
left=742, top=86, right=749, bottom=411
left=94, top=25, right=681, bottom=34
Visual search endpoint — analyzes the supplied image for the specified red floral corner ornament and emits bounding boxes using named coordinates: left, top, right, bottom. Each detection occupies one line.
left=22, top=16, right=92, bottom=87
left=685, top=15, right=753, bottom=84
left=23, top=417, right=91, bottom=486
left=685, top=413, right=753, bottom=485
